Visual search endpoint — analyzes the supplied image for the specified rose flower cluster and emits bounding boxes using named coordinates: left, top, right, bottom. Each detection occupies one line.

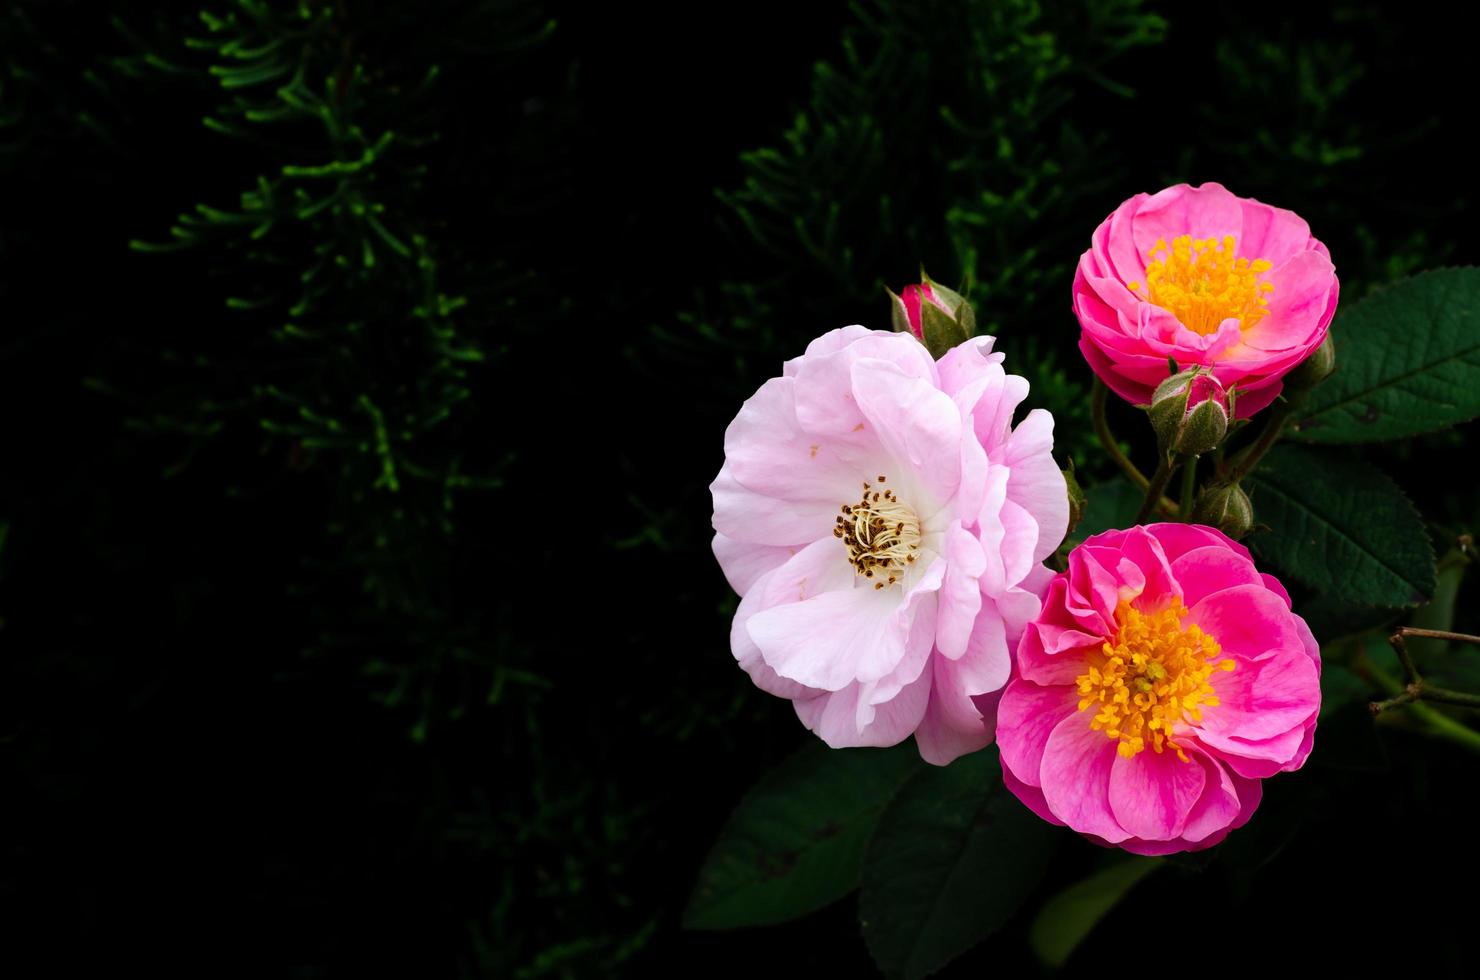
left=712, top=183, right=1333, bottom=854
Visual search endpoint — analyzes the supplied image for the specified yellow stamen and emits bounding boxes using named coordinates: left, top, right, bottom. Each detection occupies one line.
left=1141, top=234, right=1274, bottom=335
left=1075, top=599, right=1236, bottom=761
left=833, top=477, right=920, bottom=590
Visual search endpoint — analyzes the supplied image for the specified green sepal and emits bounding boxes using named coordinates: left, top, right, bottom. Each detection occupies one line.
left=1062, top=459, right=1087, bottom=536
left=1178, top=398, right=1228, bottom=456
left=886, top=287, right=913, bottom=334
left=1146, top=395, right=1184, bottom=457
left=919, top=300, right=968, bottom=359
left=920, top=271, right=977, bottom=336
left=919, top=271, right=966, bottom=310
left=955, top=295, right=977, bottom=337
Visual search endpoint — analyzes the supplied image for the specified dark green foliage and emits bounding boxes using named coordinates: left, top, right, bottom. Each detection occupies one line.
left=1073, top=476, right=1142, bottom=542
left=1027, top=857, right=1161, bottom=968
left=1171, top=3, right=1457, bottom=294
left=113, top=0, right=563, bottom=736
left=686, top=741, right=922, bottom=930
left=661, top=0, right=1170, bottom=473
left=0, top=2, right=124, bottom=164
left=9, top=0, right=1480, bottom=977
left=858, top=749, right=1058, bottom=979
left=1291, top=268, right=1480, bottom=443
left=1248, top=444, right=1435, bottom=606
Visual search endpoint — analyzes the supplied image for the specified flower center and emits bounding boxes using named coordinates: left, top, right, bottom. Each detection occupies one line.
left=1128, top=234, right=1274, bottom=336
left=834, top=477, right=921, bottom=590
left=1075, top=599, right=1236, bottom=760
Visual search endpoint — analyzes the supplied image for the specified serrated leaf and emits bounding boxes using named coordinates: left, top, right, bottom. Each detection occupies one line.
left=684, top=741, right=921, bottom=930
left=859, top=749, right=1058, bottom=979
left=1247, top=444, right=1435, bottom=606
left=1028, top=857, right=1162, bottom=968
left=1290, top=268, right=1480, bottom=444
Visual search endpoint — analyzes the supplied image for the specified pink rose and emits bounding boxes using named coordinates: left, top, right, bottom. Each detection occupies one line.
left=711, top=326, right=1068, bottom=764
left=1073, top=182, right=1339, bottom=418
left=997, top=524, right=1320, bottom=854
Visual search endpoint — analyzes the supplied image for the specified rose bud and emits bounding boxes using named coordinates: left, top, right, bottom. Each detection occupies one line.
left=1148, top=368, right=1231, bottom=457
left=1190, top=481, right=1255, bottom=539
left=1284, top=334, right=1336, bottom=392
left=889, top=273, right=977, bottom=359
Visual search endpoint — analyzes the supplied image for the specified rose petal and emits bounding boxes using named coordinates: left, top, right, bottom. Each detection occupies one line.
left=1041, top=710, right=1131, bottom=842
left=1108, top=745, right=1207, bottom=841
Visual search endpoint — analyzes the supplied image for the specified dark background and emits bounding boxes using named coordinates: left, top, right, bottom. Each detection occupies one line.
left=4, top=0, right=1480, bottom=975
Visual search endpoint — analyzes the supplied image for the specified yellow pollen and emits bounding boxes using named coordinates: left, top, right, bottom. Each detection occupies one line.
left=1135, top=234, right=1274, bottom=335
left=833, top=478, right=920, bottom=589
left=1074, top=599, right=1236, bottom=761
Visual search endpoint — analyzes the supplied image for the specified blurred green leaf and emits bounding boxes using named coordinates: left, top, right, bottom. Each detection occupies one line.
left=1320, top=660, right=1375, bottom=720
left=1314, top=661, right=1390, bottom=771
left=1028, top=857, right=1162, bottom=968
left=1074, top=477, right=1142, bottom=542
left=684, top=741, right=921, bottom=930
left=1248, top=444, right=1435, bottom=606
left=859, top=749, right=1057, bottom=979
left=1291, top=268, right=1480, bottom=443
left=1297, top=594, right=1399, bottom=644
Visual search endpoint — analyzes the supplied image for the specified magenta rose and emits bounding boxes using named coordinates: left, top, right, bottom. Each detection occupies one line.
left=1073, top=182, right=1339, bottom=417
left=996, top=524, right=1320, bottom=855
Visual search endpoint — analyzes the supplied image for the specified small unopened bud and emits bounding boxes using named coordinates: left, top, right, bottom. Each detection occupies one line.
left=1285, top=335, right=1336, bottom=391
left=1147, top=369, right=1231, bottom=457
left=888, top=271, right=977, bottom=359
left=1190, top=482, right=1254, bottom=539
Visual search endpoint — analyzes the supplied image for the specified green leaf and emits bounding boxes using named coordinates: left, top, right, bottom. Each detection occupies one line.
left=1028, top=857, right=1162, bottom=968
left=1290, top=268, right=1480, bottom=444
left=859, top=749, right=1058, bottom=979
left=1247, top=444, right=1435, bottom=606
left=684, top=741, right=921, bottom=930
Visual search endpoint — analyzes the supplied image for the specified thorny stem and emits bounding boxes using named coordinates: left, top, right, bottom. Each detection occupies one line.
left=1364, top=654, right=1480, bottom=756
left=1370, top=627, right=1480, bottom=715
left=1178, top=454, right=1198, bottom=518
left=1092, top=379, right=1176, bottom=518
left=1092, top=378, right=1149, bottom=491
left=1135, top=455, right=1178, bottom=524
left=1222, top=395, right=1301, bottom=485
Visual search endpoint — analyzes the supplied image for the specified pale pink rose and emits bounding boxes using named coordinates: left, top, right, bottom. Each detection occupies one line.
left=711, top=326, right=1068, bottom=764
left=1073, top=182, right=1339, bottom=418
left=997, top=524, right=1320, bottom=855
